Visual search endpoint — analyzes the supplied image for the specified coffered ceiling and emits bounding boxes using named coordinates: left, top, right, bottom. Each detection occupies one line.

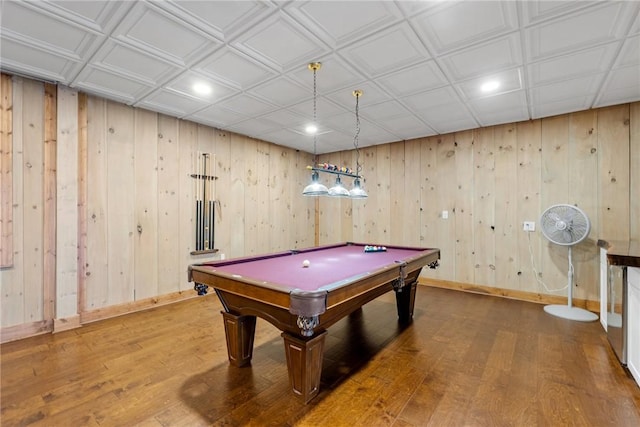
left=1, top=0, right=639, bottom=154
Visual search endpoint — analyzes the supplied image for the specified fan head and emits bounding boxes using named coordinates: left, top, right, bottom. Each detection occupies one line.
left=540, top=204, right=590, bottom=246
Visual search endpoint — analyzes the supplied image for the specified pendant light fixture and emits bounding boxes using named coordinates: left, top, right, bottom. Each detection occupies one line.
left=349, top=90, right=367, bottom=199
left=302, top=62, right=329, bottom=196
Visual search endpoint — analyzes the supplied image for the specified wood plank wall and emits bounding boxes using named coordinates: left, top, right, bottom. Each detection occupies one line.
left=320, top=104, right=639, bottom=309
left=0, top=71, right=638, bottom=341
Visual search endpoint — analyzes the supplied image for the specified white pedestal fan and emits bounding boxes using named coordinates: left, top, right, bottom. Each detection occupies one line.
left=539, top=204, right=598, bottom=322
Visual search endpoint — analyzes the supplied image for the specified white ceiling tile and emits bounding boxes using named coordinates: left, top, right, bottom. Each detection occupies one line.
left=520, top=1, right=600, bottom=26
left=194, top=47, right=277, bottom=89
left=257, top=109, right=308, bottom=129
left=531, top=97, right=594, bottom=119
left=231, top=13, right=329, bottom=71
left=340, top=23, right=430, bottom=77
left=158, top=0, right=275, bottom=40
left=530, top=74, right=602, bottom=106
left=528, top=42, right=620, bottom=86
left=1, top=1, right=97, bottom=59
left=226, top=118, right=281, bottom=137
left=165, top=71, right=239, bottom=102
left=376, top=60, right=448, bottom=96
left=111, top=2, right=219, bottom=66
left=249, top=77, right=310, bottom=108
left=73, top=67, right=152, bottom=103
left=91, top=40, right=179, bottom=85
left=326, top=82, right=391, bottom=111
left=416, top=102, right=479, bottom=133
left=359, top=100, right=410, bottom=122
left=412, top=1, right=518, bottom=54
left=0, top=37, right=79, bottom=82
left=595, top=65, right=640, bottom=107
left=35, top=0, right=130, bottom=32
left=288, top=97, right=350, bottom=122
left=377, top=114, right=436, bottom=140
left=468, top=90, right=530, bottom=126
left=136, top=89, right=209, bottom=117
left=285, top=0, right=403, bottom=47
left=186, top=105, right=248, bottom=129
left=456, top=68, right=523, bottom=101
left=260, top=128, right=316, bottom=153
left=439, top=33, right=522, bottom=81
left=401, top=86, right=461, bottom=111
left=216, top=93, right=278, bottom=117
left=614, top=35, right=640, bottom=68
left=288, top=56, right=364, bottom=93
left=526, top=2, right=635, bottom=62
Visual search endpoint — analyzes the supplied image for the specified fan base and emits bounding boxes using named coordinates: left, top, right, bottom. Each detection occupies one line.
left=544, top=304, right=598, bottom=322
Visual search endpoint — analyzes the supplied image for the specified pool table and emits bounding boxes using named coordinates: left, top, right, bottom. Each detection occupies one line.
left=188, top=242, right=440, bottom=403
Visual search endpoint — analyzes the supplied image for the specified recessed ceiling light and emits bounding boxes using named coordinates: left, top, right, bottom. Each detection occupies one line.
left=192, top=82, right=212, bottom=96
left=481, top=80, right=500, bottom=93
left=305, top=124, right=318, bottom=134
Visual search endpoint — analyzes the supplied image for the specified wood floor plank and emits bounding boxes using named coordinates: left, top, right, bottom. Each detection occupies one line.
left=2, top=286, right=639, bottom=426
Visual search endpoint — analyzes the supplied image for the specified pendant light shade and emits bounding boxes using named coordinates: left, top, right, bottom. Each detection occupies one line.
left=349, top=178, right=368, bottom=199
left=328, top=176, right=350, bottom=197
left=303, top=171, right=328, bottom=196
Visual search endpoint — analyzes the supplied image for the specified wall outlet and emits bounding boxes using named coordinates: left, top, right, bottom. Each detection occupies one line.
left=523, top=221, right=535, bottom=232
left=442, top=210, right=449, bottom=219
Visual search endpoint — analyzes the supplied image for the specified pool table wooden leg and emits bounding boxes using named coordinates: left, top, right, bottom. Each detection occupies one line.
left=395, top=279, right=418, bottom=323
left=221, top=311, right=256, bottom=367
left=281, top=331, right=327, bottom=403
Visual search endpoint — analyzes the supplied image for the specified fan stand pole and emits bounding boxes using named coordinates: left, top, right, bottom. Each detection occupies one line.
left=544, top=246, right=599, bottom=322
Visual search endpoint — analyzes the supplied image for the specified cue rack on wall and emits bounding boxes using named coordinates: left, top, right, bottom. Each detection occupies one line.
left=190, top=152, right=218, bottom=255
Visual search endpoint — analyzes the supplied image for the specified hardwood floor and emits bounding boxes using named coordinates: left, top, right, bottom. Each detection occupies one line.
left=2, top=286, right=639, bottom=426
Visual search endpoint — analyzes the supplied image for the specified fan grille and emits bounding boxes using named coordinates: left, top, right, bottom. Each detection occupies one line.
left=540, top=204, right=590, bottom=245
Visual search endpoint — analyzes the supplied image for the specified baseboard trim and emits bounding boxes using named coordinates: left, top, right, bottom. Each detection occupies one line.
left=79, top=290, right=198, bottom=325
left=54, top=315, right=81, bottom=333
left=419, top=278, right=599, bottom=313
left=1, top=320, right=53, bottom=344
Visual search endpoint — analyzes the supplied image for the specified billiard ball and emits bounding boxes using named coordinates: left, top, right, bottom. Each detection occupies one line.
left=302, top=259, right=310, bottom=268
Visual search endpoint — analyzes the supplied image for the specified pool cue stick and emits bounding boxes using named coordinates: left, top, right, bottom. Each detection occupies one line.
left=195, top=152, right=201, bottom=250
left=203, top=153, right=209, bottom=250
left=209, top=155, right=215, bottom=249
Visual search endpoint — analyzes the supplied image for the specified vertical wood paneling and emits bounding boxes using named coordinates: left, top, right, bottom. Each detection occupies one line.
left=454, top=130, right=474, bottom=283
left=269, top=144, right=290, bottom=251
left=106, top=102, right=135, bottom=305
left=134, top=109, right=158, bottom=300
left=598, top=105, right=630, bottom=241
left=228, top=133, right=245, bottom=257
left=473, top=127, right=496, bottom=286
left=355, top=147, right=377, bottom=243
left=77, top=93, right=88, bottom=312
left=540, top=115, right=570, bottom=295
left=436, top=134, right=456, bottom=279
left=292, top=150, right=314, bottom=249
left=403, top=139, right=422, bottom=246
left=516, top=120, right=542, bottom=292
left=494, top=124, right=518, bottom=289
left=1, top=74, right=12, bottom=267
left=1, top=77, right=25, bottom=326
left=43, top=83, right=56, bottom=322
left=419, top=137, right=438, bottom=250
left=178, top=121, right=196, bottom=289
left=213, top=130, right=230, bottom=256
left=56, top=86, right=78, bottom=319
left=85, top=96, right=109, bottom=309
left=157, top=115, right=180, bottom=294
left=376, top=144, right=391, bottom=243
left=631, top=102, right=640, bottom=241
left=568, top=110, right=599, bottom=301
left=23, top=80, right=45, bottom=322
left=389, top=142, right=405, bottom=246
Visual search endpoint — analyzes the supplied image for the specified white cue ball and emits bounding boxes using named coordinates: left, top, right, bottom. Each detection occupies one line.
left=302, top=259, right=310, bottom=268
